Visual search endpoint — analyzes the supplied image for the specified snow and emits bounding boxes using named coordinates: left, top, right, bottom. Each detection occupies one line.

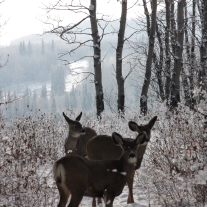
left=79, top=183, right=150, bottom=206
left=1, top=105, right=207, bottom=206
left=89, top=5, right=94, bottom=11
left=94, top=54, right=99, bottom=59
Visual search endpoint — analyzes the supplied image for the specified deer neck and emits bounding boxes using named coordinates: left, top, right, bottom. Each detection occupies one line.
left=115, top=155, right=136, bottom=175
left=137, top=142, right=148, bottom=156
left=66, top=133, right=79, bottom=153
left=135, top=143, right=148, bottom=170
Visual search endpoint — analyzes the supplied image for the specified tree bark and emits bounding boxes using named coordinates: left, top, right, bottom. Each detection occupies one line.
left=165, top=0, right=171, bottom=105
left=190, top=0, right=196, bottom=108
left=116, top=0, right=127, bottom=113
left=183, top=0, right=192, bottom=107
left=140, top=0, right=157, bottom=114
left=200, top=0, right=207, bottom=97
left=182, top=0, right=196, bottom=108
left=89, top=0, right=104, bottom=116
left=170, top=0, right=184, bottom=108
left=153, top=23, right=165, bottom=102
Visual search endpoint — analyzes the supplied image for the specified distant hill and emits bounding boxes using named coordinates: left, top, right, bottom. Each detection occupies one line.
left=10, top=18, right=143, bottom=46
left=10, top=33, right=60, bottom=46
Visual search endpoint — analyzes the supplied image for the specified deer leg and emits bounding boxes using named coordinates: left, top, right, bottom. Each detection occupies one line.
left=92, top=197, right=96, bottom=207
left=57, top=185, right=70, bottom=207
left=104, top=193, right=114, bottom=207
left=127, top=171, right=135, bottom=204
left=68, top=193, right=83, bottom=207
left=97, top=197, right=102, bottom=205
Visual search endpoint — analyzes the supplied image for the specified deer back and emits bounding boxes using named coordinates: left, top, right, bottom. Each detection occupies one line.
left=87, top=135, right=123, bottom=160
left=87, top=116, right=157, bottom=170
left=53, top=132, right=147, bottom=202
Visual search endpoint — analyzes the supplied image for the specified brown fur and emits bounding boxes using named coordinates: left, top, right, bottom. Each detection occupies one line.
left=53, top=132, right=146, bottom=207
left=87, top=116, right=157, bottom=204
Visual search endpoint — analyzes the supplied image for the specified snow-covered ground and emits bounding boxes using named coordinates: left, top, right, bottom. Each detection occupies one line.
left=0, top=107, right=207, bottom=206
left=79, top=183, right=149, bottom=207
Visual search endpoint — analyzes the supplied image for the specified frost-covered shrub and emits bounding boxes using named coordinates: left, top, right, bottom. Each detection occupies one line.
left=0, top=113, right=66, bottom=206
left=139, top=104, right=207, bottom=206
left=0, top=107, right=206, bottom=206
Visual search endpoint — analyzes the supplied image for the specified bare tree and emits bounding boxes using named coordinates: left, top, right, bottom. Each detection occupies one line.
left=140, top=0, right=157, bottom=114
left=164, top=0, right=171, bottom=105
left=89, top=0, right=104, bottom=116
left=199, top=0, right=207, bottom=97
left=0, top=0, right=9, bottom=70
left=116, top=0, right=127, bottom=113
left=42, top=0, right=105, bottom=116
left=170, top=0, right=184, bottom=108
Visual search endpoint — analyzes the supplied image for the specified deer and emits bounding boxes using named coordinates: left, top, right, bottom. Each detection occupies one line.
left=53, top=131, right=147, bottom=207
left=63, top=112, right=97, bottom=157
left=87, top=116, right=157, bottom=206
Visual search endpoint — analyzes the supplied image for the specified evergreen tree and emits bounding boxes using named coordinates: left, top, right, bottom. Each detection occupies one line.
left=64, top=92, right=69, bottom=110
left=70, top=85, right=77, bottom=110
left=41, top=40, right=45, bottom=55
left=27, top=41, right=32, bottom=56
left=22, top=41, right=26, bottom=55
left=51, top=39, right=54, bottom=52
left=51, top=96, right=56, bottom=114
left=19, top=42, right=23, bottom=55
left=41, top=84, right=47, bottom=99
left=31, top=90, right=37, bottom=113
left=51, top=66, right=65, bottom=96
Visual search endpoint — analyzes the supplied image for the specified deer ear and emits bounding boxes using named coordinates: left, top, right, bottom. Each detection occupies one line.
left=75, top=112, right=82, bottom=121
left=63, top=112, right=71, bottom=124
left=148, top=116, right=157, bottom=129
left=112, top=132, right=123, bottom=146
left=128, top=121, right=140, bottom=132
left=135, top=132, right=147, bottom=145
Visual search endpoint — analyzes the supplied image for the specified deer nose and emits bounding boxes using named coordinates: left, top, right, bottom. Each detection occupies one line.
left=129, top=153, right=135, bottom=158
left=82, top=128, right=86, bottom=133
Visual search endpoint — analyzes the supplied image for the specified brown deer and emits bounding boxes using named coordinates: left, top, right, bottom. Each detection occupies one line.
left=63, top=112, right=97, bottom=156
left=53, top=131, right=147, bottom=207
left=87, top=116, right=157, bottom=205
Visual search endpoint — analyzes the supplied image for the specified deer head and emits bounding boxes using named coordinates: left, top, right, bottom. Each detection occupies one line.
left=128, top=116, right=157, bottom=142
left=63, top=112, right=85, bottom=138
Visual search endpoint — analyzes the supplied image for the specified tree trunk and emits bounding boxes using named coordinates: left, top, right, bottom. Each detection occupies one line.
left=182, top=0, right=195, bottom=109
left=116, top=0, right=127, bottom=113
left=170, top=0, right=177, bottom=55
left=190, top=0, right=196, bottom=108
left=89, top=0, right=104, bottom=116
left=140, top=0, right=157, bottom=114
left=170, top=0, right=184, bottom=108
left=165, top=0, right=171, bottom=105
left=183, top=0, right=192, bottom=107
left=200, top=0, right=207, bottom=97
left=155, top=23, right=165, bottom=102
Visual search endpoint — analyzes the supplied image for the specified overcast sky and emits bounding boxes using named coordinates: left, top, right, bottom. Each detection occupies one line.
left=0, top=0, right=143, bottom=46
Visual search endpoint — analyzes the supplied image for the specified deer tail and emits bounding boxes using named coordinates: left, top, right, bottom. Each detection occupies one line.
left=53, top=161, right=65, bottom=184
